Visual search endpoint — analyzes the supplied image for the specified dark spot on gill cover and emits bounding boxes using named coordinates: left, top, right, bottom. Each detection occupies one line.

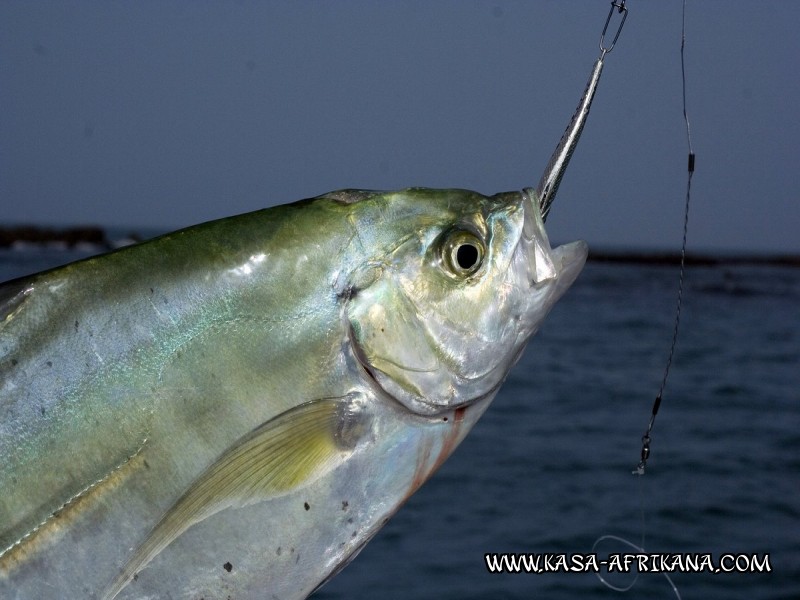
left=223, top=561, right=233, bottom=572
left=304, top=501, right=310, bottom=511
left=341, top=500, right=349, bottom=510
left=46, top=360, right=52, bottom=367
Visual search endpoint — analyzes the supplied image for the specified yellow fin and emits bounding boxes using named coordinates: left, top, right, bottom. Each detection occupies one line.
left=103, top=394, right=369, bottom=600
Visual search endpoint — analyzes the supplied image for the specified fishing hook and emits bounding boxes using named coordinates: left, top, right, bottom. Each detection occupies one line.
left=537, top=1, right=628, bottom=221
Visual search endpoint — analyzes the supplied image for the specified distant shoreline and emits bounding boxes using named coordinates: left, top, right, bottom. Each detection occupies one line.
left=0, top=226, right=142, bottom=251
left=586, top=249, right=800, bottom=268
left=1, top=225, right=797, bottom=267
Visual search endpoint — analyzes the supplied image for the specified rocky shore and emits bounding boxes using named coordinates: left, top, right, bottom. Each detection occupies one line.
left=0, top=226, right=141, bottom=250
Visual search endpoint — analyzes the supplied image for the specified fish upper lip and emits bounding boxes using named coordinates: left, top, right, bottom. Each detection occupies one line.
left=521, top=188, right=546, bottom=243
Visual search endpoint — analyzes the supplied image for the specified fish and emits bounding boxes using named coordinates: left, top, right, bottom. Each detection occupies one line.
left=0, top=183, right=586, bottom=598
left=0, top=30, right=608, bottom=595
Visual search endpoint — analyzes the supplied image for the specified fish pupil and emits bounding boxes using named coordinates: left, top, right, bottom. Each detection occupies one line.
left=456, top=244, right=479, bottom=270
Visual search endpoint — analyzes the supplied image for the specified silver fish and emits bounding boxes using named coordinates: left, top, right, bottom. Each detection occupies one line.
left=0, top=184, right=586, bottom=599
left=0, top=31, right=609, bottom=594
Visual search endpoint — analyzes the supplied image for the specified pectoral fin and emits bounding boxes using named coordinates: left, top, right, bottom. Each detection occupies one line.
left=104, top=394, right=370, bottom=600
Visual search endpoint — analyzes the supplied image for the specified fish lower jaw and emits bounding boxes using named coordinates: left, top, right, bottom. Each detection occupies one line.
left=554, top=240, right=589, bottom=273
left=368, top=367, right=502, bottom=420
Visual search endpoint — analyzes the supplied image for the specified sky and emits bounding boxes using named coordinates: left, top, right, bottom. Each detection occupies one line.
left=1, top=1, right=798, bottom=253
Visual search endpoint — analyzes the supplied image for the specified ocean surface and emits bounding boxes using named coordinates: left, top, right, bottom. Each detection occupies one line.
left=1, top=245, right=797, bottom=599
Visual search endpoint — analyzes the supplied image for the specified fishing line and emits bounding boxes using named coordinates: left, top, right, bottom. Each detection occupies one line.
left=633, top=0, right=695, bottom=478
left=592, top=1, right=694, bottom=596
left=592, top=533, right=682, bottom=597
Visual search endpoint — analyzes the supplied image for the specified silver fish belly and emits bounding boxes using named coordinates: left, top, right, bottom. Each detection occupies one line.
left=0, top=187, right=586, bottom=599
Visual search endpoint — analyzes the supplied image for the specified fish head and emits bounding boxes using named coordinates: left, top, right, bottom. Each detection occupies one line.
left=342, top=187, right=587, bottom=416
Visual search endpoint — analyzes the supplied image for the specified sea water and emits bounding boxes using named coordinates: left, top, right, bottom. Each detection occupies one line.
left=1, top=248, right=797, bottom=599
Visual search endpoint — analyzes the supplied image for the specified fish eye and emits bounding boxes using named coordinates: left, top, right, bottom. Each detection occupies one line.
left=442, top=230, right=485, bottom=277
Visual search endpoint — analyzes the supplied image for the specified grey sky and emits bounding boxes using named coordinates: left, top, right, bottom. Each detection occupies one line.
left=1, top=1, right=797, bottom=253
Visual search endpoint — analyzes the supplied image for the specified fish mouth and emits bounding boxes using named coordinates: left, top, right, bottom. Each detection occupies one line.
left=520, top=188, right=587, bottom=291
left=550, top=240, right=588, bottom=291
